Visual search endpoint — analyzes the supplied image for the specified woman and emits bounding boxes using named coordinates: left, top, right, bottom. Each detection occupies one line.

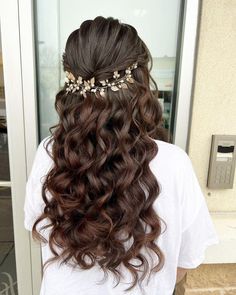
left=24, top=16, right=219, bottom=295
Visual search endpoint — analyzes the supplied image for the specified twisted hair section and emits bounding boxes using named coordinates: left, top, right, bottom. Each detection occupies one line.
left=32, top=16, right=169, bottom=291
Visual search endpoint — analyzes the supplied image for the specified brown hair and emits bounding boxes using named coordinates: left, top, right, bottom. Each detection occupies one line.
left=32, top=16, right=168, bottom=292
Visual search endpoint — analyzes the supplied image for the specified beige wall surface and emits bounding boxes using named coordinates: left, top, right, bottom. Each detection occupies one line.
left=188, top=0, right=236, bottom=212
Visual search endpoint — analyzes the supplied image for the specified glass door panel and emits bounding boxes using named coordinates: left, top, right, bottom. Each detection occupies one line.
left=34, top=0, right=182, bottom=141
left=0, top=26, right=18, bottom=295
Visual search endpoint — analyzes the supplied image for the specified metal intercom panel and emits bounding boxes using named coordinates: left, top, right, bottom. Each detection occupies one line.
left=207, top=135, right=236, bottom=189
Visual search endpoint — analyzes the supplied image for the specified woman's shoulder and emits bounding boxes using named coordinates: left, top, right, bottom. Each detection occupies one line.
left=37, top=135, right=54, bottom=159
left=31, top=135, right=54, bottom=175
left=39, top=135, right=53, bottom=151
left=152, top=138, right=190, bottom=164
left=149, top=139, right=196, bottom=190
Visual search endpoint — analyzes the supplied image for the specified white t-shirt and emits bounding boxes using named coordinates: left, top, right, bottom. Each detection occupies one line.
left=24, top=136, right=219, bottom=295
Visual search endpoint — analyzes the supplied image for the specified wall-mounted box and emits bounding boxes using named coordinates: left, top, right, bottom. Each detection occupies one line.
left=207, top=135, right=236, bottom=189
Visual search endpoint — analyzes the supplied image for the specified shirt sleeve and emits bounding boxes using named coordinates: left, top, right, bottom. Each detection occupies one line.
left=24, top=136, right=53, bottom=231
left=177, top=151, right=219, bottom=268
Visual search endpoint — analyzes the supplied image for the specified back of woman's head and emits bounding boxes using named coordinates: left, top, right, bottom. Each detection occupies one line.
left=33, top=16, right=167, bottom=292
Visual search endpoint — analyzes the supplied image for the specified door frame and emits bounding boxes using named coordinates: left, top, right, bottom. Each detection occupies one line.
left=0, top=0, right=37, bottom=294
left=173, top=0, right=201, bottom=151
left=0, top=0, right=200, bottom=294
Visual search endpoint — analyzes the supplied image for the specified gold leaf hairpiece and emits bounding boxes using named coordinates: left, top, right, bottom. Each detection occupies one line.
left=65, top=62, right=138, bottom=97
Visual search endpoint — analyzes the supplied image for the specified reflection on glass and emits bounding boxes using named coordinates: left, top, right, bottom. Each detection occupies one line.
left=35, top=0, right=181, bottom=140
left=0, top=27, right=18, bottom=294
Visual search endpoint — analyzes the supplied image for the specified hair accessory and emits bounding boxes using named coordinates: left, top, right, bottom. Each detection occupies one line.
left=65, top=62, right=138, bottom=98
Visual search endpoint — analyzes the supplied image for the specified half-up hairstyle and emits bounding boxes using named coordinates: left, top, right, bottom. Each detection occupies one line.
left=32, top=16, right=169, bottom=292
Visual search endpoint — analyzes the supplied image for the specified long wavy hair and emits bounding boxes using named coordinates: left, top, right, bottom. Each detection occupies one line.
left=32, top=16, right=169, bottom=292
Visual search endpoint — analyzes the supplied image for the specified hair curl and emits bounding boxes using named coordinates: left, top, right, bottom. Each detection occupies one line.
left=32, top=16, right=169, bottom=292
